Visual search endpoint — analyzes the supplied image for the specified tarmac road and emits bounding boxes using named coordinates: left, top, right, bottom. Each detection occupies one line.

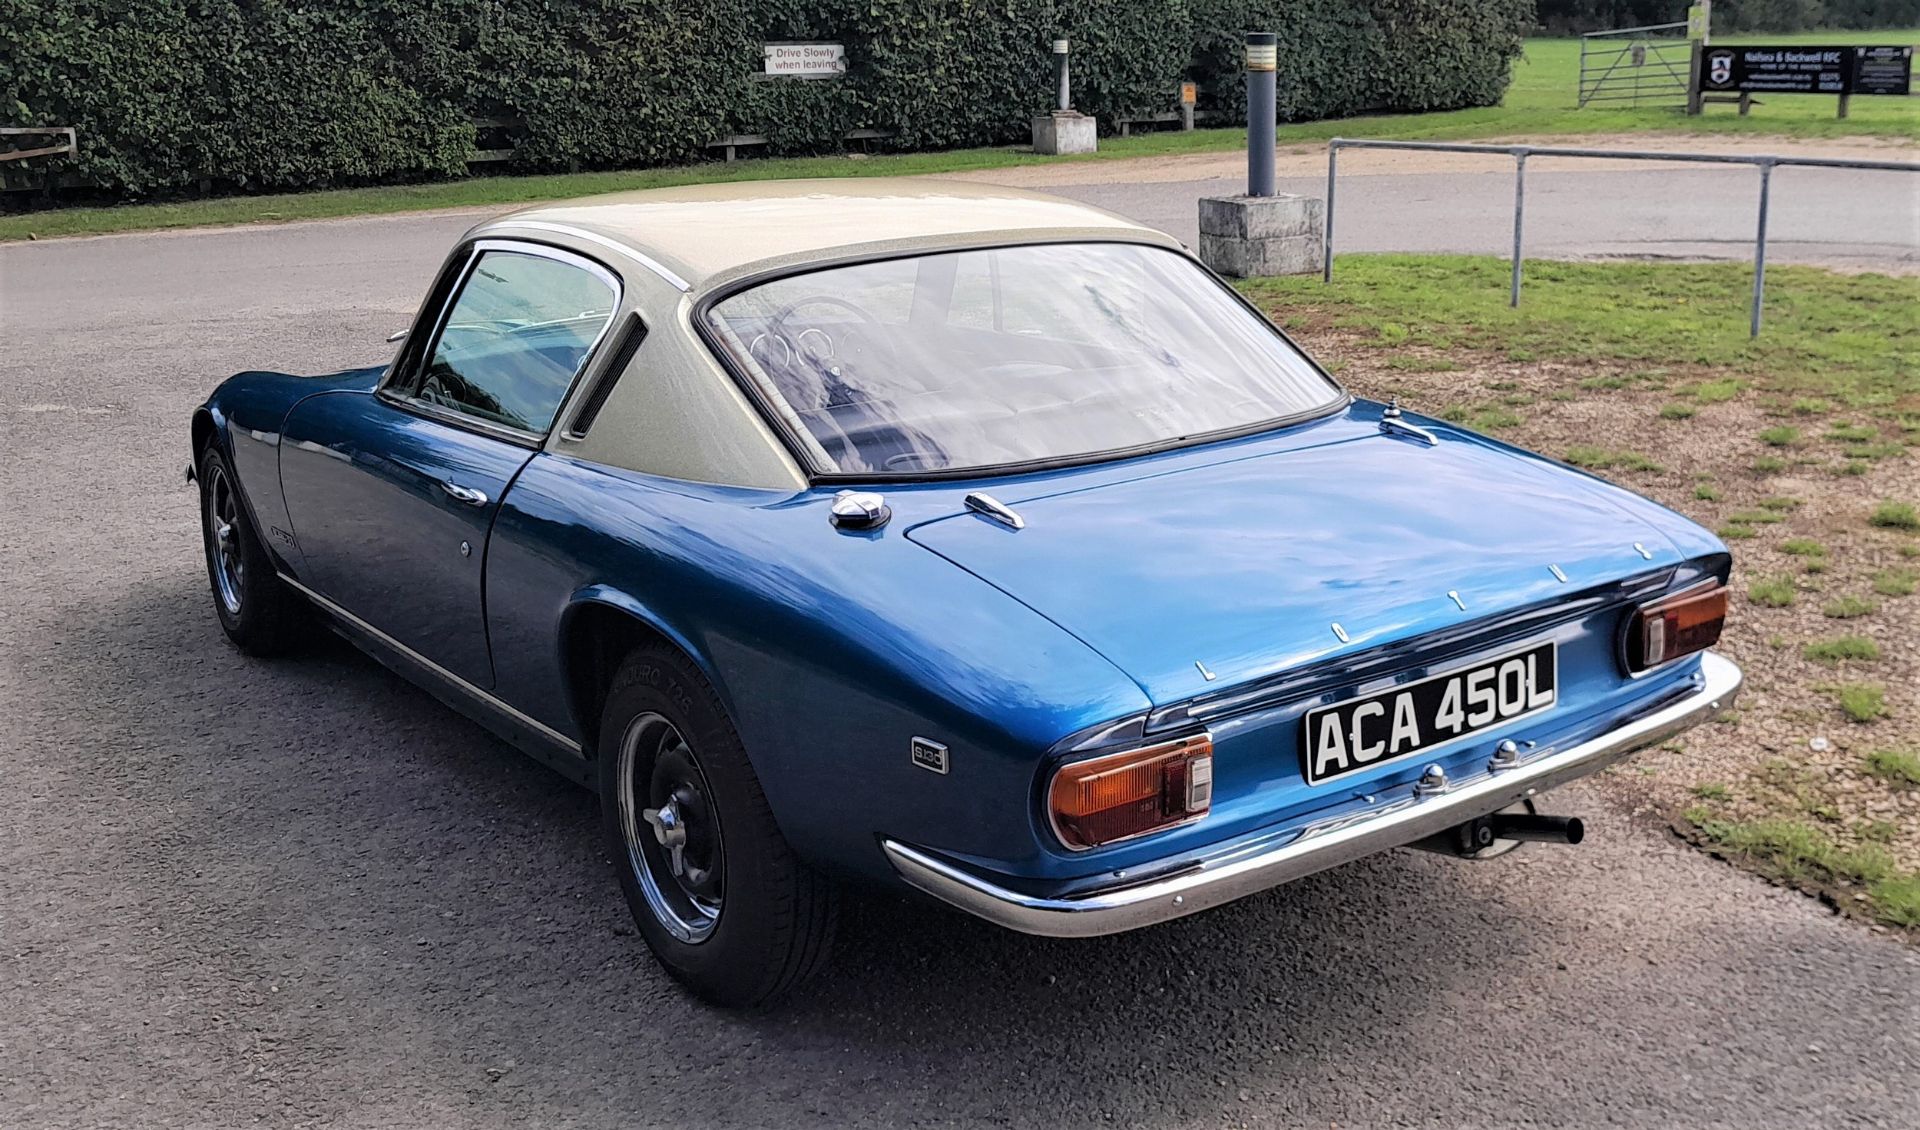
left=964, top=138, right=1920, bottom=273
left=3, top=176, right=1918, bottom=1129
left=1054, top=165, right=1920, bottom=273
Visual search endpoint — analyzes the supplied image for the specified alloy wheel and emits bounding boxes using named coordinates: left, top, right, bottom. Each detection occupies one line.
left=205, top=463, right=245, bottom=616
left=617, top=712, right=724, bottom=943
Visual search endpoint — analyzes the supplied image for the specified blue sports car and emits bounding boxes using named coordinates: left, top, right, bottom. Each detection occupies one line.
left=192, top=180, right=1742, bottom=1006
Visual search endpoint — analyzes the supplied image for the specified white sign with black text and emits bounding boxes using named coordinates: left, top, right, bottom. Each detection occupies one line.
left=763, top=42, right=846, bottom=78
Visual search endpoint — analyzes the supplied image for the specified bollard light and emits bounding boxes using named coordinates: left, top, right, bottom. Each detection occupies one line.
left=1245, top=32, right=1277, bottom=197
left=1032, top=35, right=1093, bottom=153
left=1245, top=33, right=1277, bottom=72
left=1053, top=38, right=1071, bottom=112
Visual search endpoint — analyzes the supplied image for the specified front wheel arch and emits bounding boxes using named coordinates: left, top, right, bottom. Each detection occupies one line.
left=191, top=407, right=219, bottom=461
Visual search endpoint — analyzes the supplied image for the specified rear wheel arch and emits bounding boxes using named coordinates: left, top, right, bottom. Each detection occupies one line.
left=560, top=596, right=732, bottom=758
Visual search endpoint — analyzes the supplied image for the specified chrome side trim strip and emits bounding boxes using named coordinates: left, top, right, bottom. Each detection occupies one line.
left=884, top=651, right=1741, bottom=938
left=494, top=220, right=694, bottom=292
left=279, top=574, right=582, bottom=754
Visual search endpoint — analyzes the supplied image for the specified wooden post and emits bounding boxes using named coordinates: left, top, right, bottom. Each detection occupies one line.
left=1837, top=93, right=1850, bottom=119
left=1686, top=40, right=1705, bottom=115
left=1739, top=92, right=1752, bottom=115
left=1685, top=3, right=1709, bottom=115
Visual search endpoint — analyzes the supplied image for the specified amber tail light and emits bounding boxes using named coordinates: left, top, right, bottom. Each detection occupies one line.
left=1625, top=582, right=1728, bottom=672
left=1048, top=734, right=1213, bottom=851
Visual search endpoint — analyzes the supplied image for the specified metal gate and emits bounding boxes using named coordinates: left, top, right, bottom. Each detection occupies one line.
left=1578, top=23, right=1693, bottom=107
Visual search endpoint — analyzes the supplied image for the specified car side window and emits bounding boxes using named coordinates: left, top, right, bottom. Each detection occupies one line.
left=411, top=249, right=618, bottom=435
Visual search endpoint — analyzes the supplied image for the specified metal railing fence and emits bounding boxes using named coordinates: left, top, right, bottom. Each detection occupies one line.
left=1321, top=138, right=1920, bottom=337
left=1578, top=22, right=1692, bottom=107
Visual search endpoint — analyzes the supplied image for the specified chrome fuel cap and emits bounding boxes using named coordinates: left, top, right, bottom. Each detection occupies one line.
left=829, top=490, right=891, bottom=531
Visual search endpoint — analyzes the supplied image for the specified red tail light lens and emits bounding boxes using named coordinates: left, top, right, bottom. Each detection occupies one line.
left=1625, top=582, right=1728, bottom=672
left=1048, top=734, right=1213, bottom=850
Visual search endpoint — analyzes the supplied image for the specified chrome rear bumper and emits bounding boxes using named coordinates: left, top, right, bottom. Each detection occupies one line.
left=883, top=651, right=1741, bottom=938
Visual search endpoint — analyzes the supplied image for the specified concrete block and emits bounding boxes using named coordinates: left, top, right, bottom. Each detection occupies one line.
left=1198, top=233, right=1324, bottom=278
left=1032, top=112, right=1097, bottom=156
left=1196, top=193, right=1325, bottom=278
left=1197, top=193, right=1324, bottom=240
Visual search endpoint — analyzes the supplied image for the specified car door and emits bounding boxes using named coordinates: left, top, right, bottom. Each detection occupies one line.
left=278, top=240, right=621, bottom=688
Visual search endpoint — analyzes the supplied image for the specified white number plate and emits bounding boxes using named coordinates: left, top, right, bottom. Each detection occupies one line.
left=1302, top=642, right=1558, bottom=785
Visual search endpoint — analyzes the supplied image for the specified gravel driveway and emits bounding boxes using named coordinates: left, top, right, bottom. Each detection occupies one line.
left=3, top=199, right=1918, bottom=1129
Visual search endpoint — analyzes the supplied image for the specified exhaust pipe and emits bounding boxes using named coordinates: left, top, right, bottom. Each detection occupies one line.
left=1487, top=812, right=1584, bottom=845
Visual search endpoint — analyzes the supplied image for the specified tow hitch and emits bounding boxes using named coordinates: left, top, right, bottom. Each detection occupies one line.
left=1414, top=801, right=1584, bottom=860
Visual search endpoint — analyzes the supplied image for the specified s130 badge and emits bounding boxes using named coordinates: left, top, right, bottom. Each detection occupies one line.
left=910, top=737, right=949, bottom=775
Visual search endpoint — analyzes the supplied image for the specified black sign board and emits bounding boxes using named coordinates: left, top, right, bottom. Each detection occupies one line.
left=1702, top=46, right=1847, bottom=94
left=1853, top=45, right=1913, bottom=97
left=1701, top=44, right=1913, bottom=97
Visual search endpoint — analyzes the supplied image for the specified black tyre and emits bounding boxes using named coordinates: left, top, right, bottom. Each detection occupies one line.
left=597, top=646, right=837, bottom=1007
left=197, top=445, right=305, bottom=656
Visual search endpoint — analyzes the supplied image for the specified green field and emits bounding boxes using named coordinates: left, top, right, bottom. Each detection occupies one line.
left=1188, top=28, right=1920, bottom=149
left=3, top=30, right=1913, bottom=242
left=1239, top=255, right=1920, bottom=416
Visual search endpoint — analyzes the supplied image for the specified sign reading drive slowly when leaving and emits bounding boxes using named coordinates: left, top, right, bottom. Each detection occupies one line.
left=763, top=42, right=846, bottom=77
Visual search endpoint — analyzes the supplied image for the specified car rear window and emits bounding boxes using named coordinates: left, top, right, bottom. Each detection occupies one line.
left=704, top=242, right=1342, bottom=476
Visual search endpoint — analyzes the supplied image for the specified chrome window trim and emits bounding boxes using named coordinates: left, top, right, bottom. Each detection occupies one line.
left=380, top=243, right=480, bottom=396
left=379, top=393, right=546, bottom=450
left=378, top=239, right=624, bottom=446
left=493, top=220, right=694, bottom=293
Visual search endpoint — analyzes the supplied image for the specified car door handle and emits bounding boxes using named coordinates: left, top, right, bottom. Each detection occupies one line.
left=441, top=481, right=490, bottom=506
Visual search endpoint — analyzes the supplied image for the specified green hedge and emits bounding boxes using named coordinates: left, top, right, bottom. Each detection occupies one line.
left=1535, top=0, right=1920, bottom=33
left=1712, top=0, right=1920, bottom=31
left=1191, top=0, right=1532, bottom=120
left=0, top=0, right=1524, bottom=198
left=0, top=1, right=475, bottom=193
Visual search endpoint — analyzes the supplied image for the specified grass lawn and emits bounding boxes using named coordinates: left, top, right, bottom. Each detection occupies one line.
left=1238, top=255, right=1920, bottom=933
left=1244, top=255, right=1919, bottom=414
left=4, top=30, right=1913, bottom=243
left=1489, top=29, right=1920, bottom=141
